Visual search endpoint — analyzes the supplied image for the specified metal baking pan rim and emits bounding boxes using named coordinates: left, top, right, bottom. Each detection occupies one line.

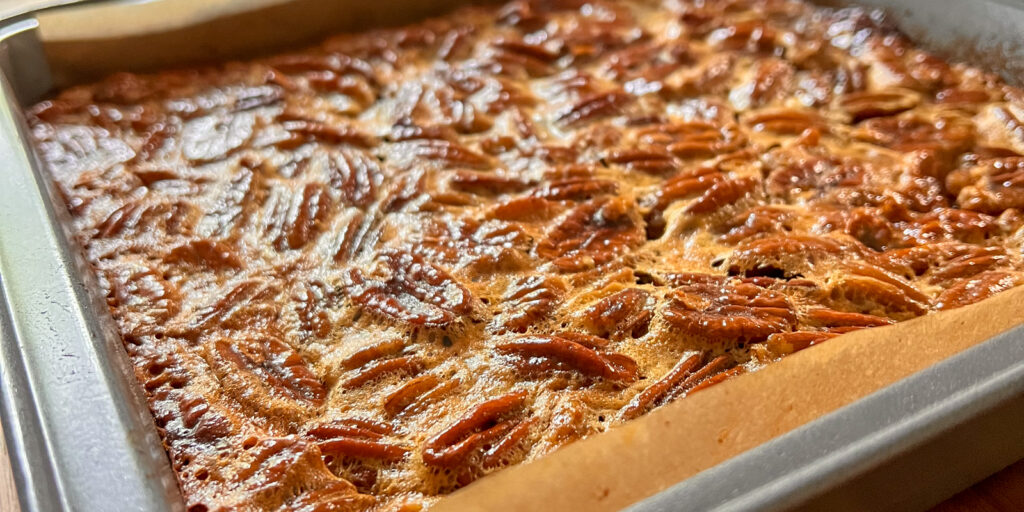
left=628, top=324, right=1024, bottom=512
left=1, top=1, right=1023, bottom=511
left=0, top=14, right=183, bottom=512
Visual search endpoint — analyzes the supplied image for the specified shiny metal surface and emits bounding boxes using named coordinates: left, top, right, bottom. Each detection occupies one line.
left=0, top=0, right=92, bottom=22
left=0, top=17, right=182, bottom=512
left=0, top=1, right=1021, bottom=511
left=628, top=325, right=1024, bottom=512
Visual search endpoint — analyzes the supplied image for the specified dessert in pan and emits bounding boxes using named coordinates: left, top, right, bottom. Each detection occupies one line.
left=26, top=0, right=1024, bottom=509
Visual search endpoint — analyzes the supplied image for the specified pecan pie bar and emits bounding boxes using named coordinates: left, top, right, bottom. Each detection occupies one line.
left=28, top=0, right=1024, bottom=510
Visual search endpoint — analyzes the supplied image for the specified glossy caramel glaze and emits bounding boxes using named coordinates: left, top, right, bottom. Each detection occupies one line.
left=28, top=0, right=1024, bottom=510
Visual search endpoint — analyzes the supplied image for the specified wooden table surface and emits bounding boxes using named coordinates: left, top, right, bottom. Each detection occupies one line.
left=2, top=423, right=21, bottom=511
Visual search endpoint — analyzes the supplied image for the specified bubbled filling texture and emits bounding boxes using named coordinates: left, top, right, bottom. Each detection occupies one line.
left=28, top=0, right=1024, bottom=510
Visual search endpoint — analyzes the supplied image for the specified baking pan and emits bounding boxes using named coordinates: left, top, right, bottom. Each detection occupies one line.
left=1, top=1, right=1023, bottom=511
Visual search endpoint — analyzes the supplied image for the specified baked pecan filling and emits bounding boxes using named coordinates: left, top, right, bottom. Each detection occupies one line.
left=29, top=0, right=1024, bottom=509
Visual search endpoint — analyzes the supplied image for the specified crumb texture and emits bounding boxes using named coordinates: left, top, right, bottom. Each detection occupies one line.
left=28, top=0, right=1024, bottom=510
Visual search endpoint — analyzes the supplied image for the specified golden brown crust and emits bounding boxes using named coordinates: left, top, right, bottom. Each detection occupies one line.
left=28, top=0, right=1024, bottom=510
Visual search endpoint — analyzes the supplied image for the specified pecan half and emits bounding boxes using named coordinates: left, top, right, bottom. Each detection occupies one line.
left=213, top=337, right=325, bottom=405
left=663, top=281, right=796, bottom=345
left=558, top=91, right=632, bottom=125
left=499, top=275, right=569, bottom=333
left=382, top=374, right=441, bottom=416
left=309, top=419, right=408, bottom=463
left=331, top=149, right=383, bottom=207
left=619, top=353, right=735, bottom=420
left=268, top=183, right=335, bottom=251
left=495, top=334, right=639, bottom=384
left=530, top=178, right=619, bottom=201
left=726, top=234, right=850, bottom=277
left=537, top=197, right=644, bottom=271
left=344, top=250, right=474, bottom=327
left=826, top=262, right=931, bottom=316
left=342, top=356, right=423, bottom=390
left=935, top=271, right=1023, bottom=310
left=948, top=157, right=1024, bottom=214
left=422, top=391, right=529, bottom=468
left=582, top=288, right=653, bottom=339
left=684, top=177, right=760, bottom=214
left=838, top=89, right=919, bottom=122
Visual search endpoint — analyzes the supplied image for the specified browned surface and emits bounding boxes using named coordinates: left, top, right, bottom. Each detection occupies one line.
left=16, top=0, right=1024, bottom=510
left=1, top=419, right=1023, bottom=512
left=3, top=423, right=1024, bottom=512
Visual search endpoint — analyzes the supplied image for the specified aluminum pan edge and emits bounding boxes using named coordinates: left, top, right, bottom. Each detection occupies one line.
left=0, top=18, right=183, bottom=512
left=627, top=324, right=1024, bottom=512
